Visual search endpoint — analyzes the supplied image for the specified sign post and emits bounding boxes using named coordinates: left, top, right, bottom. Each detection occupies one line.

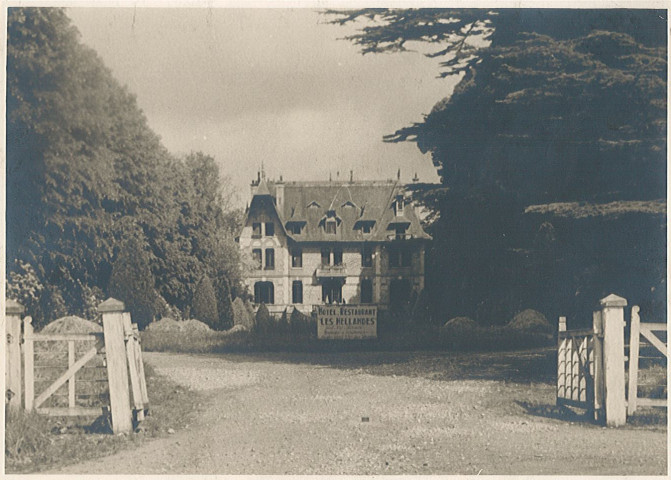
left=315, top=305, right=378, bottom=340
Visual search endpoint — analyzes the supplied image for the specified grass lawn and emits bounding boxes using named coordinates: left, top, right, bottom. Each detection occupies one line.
left=4, top=363, right=203, bottom=474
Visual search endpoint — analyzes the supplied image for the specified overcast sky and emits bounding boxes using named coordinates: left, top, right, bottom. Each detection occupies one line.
left=66, top=8, right=456, bottom=206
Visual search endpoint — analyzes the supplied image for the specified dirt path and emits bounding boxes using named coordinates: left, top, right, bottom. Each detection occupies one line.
left=49, top=351, right=667, bottom=475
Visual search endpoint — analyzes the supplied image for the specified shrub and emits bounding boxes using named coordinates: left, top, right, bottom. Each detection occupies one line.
left=439, top=316, right=479, bottom=350
left=108, top=236, right=160, bottom=330
left=277, top=308, right=289, bottom=335
left=289, top=307, right=314, bottom=337
left=6, top=260, right=44, bottom=320
left=255, top=303, right=272, bottom=336
left=508, top=309, right=552, bottom=334
left=213, top=276, right=234, bottom=331
left=191, top=275, right=219, bottom=329
left=232, top=297, right=254, bottom=330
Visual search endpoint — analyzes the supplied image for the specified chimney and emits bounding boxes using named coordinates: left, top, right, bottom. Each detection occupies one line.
left=275, top=182, right=285, bottom=213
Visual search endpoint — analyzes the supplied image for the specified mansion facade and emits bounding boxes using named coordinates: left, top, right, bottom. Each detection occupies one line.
left=238, top=175, right=431, bottom=314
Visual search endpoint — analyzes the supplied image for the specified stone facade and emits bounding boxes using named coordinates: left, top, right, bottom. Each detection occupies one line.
left=238, top=177, right=430, bottom=315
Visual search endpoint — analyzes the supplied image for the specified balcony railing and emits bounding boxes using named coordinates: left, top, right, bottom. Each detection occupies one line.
left=315, top=263, right=347, bottom=277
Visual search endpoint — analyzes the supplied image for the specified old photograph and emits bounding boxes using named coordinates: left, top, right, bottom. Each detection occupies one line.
left=4, top=4, right=668, bottom=475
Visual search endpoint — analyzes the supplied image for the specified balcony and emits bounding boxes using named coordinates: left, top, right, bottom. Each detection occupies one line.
left=315, top=263, right=348, bottom=278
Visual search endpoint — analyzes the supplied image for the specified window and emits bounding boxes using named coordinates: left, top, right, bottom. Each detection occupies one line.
left=292, top=281, right=303, bottom=304
left=287, top=223, right=303, bottom=235
left=360, top=279, right=373, bottom=304
left=254, top=281, right=274, bottom=304
left=333, top=249, right=343, bottom=266
left=291, top=248, right=302, bottom=268
left=265, top=222, right=274, bottom=236
left=389, top=246, right=411, bottom=268
left=252, top=249, right=262, bottom=269
left=325, top=220, right=336, bottom=234
left=265, top=248, right=275, bottom=270
left=252, top=223, right=262, bottom=238
left=321, top=248, right=331, bottom=267
left=395, top=224, right=408, bottom=239
left=361, top=245, right=373, bottom=267
left=322, top=280, right=342, bottom=304
left=362, top=223, right=373, bottom=234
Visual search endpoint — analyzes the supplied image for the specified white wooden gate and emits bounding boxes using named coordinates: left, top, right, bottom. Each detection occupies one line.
left=627, top=305, right=667, bottom=414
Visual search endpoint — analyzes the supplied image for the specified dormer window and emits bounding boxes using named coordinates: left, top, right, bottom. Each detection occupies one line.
left=252, top=223, right=262, bottom=238
left=325, top=219, right=337, bottom=234
left=394, top=195, right=405, bottom=216
left=355, top=220, right=375, bottom=235
left=395, top=224, right=408, bottom=239
left=287, top=222, right=303, bottom=235
left=265, top=222, right=274, bottom=236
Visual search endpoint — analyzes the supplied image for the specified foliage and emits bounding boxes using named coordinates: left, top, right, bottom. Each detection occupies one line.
left=141, top=328, right=251, bottom=354
left=5, top=364, right=202, bottom=474
left=191, top=274, right=219, bottom=329
left=508, top=309, right=552, bottom=334
left=213, top=276, right=234, bottom=331
left=410, top=288, right=433, bottom=326
left=108, top=235, right=161, bottom=330
left=6, top=260, right=44, bottom=317
left=439, top=316, right=478, bottom=348
left=232, top=297, right=254, bottom=330
left=330, top=8, right=667, bottom=324
left=254, top=303, right=272, bottom=336
left=6, top=8, right=243, bottom=326
left=278, top=308, right=290, bottom=335
left=289, top=307, right=315, bottom=337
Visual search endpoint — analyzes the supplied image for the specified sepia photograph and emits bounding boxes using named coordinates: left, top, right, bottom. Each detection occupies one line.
left=4, top=2, right=668, bottom=475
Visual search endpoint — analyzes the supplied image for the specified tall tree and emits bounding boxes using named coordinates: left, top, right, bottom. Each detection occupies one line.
left=329, top=9, right=666, bottom=203
left=6, top=8, right=244, bottom=325
left=329, top=9, right=667, bottom=322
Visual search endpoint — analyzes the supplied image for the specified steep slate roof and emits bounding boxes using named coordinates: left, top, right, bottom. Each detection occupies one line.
left=252, top=180, right=431, bottom=243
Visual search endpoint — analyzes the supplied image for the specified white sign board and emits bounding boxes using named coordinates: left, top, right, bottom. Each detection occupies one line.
left=315, top=305, right=378, bottom=340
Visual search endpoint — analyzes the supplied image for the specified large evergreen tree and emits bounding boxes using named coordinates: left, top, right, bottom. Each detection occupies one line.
left=329, top=9, right=667, bottom=322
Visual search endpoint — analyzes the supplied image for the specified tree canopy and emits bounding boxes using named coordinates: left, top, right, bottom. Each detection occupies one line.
left=6, top=8, right=242, bottom=326
left=328, top=9, right=667, bottom=323
left=328, top=9, right=666, bottom=204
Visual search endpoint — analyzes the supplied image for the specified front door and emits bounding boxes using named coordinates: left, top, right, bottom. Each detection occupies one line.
left=322, top=279, right=343, bottom=304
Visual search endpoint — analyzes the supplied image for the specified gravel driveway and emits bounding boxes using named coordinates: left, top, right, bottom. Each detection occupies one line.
left=49, top=351, right=667, bottom=475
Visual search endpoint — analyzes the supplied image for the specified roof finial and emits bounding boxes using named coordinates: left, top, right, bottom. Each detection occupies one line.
left=349, top=170, right=353, bottom=183
left=412, top=172, right=419, bottom=182
left=329, top=172, right=332, bottom=182
left=397, top=168, right=401, bottom=180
